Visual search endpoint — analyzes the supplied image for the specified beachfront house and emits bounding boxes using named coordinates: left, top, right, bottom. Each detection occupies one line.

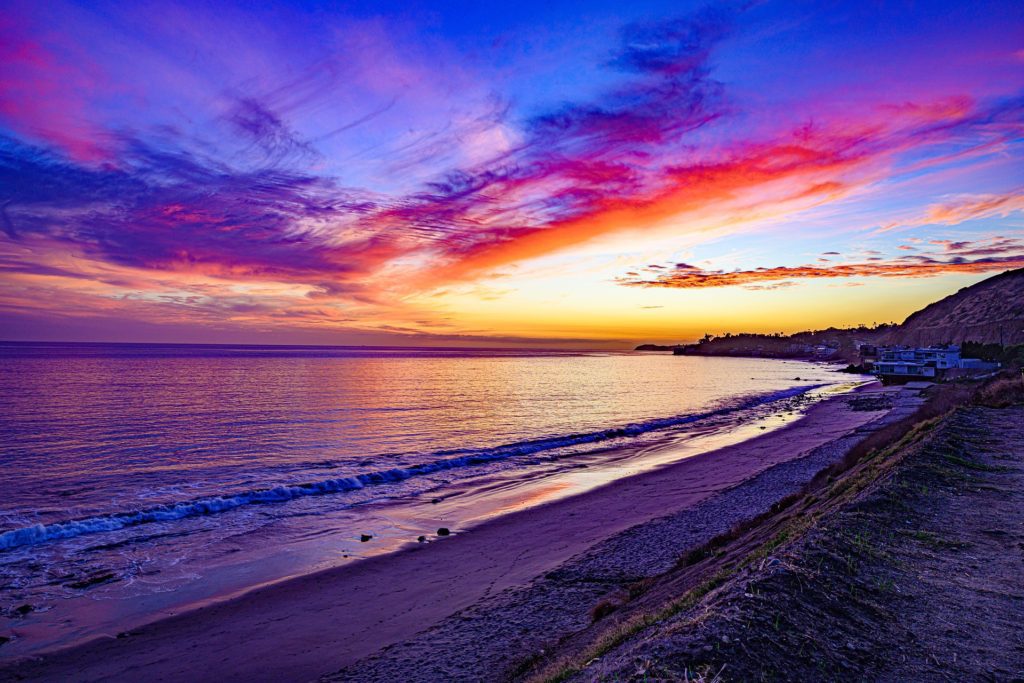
left=873, top=345, right=999, bottom=383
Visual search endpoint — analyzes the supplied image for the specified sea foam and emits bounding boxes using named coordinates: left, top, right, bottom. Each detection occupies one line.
left=0, top=384, right=823, bottom=551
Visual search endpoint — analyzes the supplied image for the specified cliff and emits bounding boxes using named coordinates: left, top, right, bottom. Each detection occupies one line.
left=890, top=268, right=1024, bottom=346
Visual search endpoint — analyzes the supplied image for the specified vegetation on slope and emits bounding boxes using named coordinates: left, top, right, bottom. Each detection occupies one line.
left=518, top=374, right=1024, bottom=682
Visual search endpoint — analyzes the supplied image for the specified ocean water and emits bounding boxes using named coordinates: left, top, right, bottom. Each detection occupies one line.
left=0, top=342, right=855, bottom=653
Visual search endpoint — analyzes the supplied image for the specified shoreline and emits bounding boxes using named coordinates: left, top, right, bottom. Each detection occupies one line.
left=1, top=381, right=916, bottom=682
left=0, top=371, right=847, bottom=658
left=530, top=392, right=1024, bottom=681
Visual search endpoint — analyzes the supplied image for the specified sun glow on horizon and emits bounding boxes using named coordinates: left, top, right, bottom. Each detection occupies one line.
left=0, top=0, right=1021, bottom=346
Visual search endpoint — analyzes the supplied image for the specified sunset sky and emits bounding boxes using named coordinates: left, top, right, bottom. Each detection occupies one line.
left=1, top=0, right=1022, bottom=347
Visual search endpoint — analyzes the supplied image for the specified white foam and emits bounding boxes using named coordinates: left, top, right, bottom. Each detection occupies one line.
left=0, top=384, right=823, bottom=551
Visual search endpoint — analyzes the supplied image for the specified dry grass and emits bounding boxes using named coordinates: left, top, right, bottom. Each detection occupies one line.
left=589, top=596, right=625, bottom=623
left=522, top=376, right=1024, bottom=682
left=808, top=382, right=973, bottom=486
left=973, top=372, right=1024, bottom=408
left=673, top=491, right=806, bottom=571
left=682, top=664, right=726, bottom=682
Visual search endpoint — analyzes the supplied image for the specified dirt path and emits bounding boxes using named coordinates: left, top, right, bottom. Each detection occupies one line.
left=876, top=407, right=1024, bottom=681
left=558, top=404, right=1024, bottom=682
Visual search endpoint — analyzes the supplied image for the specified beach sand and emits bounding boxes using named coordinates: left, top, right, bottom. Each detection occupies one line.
left=0, top=383, right=920, bottom=682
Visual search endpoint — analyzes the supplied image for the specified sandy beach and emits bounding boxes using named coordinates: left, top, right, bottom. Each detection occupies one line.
left=3, top=1, right=1019, bottom=678
left=0, top=382, right=921, bottom=682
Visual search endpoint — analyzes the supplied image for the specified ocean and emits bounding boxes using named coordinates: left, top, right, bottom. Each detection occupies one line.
left=0, top=342, right=856, bottom=653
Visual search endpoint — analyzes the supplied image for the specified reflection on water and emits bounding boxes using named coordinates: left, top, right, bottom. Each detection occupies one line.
left=0, top=342, right=854, bottom=656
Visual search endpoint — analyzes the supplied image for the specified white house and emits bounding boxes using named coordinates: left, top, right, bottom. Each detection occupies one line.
left=874, top=345, right=998, bottom=383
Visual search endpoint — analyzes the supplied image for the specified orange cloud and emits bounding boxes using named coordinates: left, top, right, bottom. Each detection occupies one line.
left=418, top=98, right=1022, bottom=287
left=619, top=256, right=1024, bottom=289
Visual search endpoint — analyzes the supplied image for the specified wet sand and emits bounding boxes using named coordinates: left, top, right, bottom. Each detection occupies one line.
left=1, top=383, right=909, bottom=682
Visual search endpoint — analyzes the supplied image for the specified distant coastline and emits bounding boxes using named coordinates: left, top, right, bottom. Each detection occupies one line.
left=634, top=325, right=892, bottom=364
left=634, top=267, right=1024, bottom=363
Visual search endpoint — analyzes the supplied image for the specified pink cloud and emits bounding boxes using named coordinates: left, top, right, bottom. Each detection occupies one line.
left=878, top=190, right=1024, bottom=232
left=0, top=14, right=110, bottom=162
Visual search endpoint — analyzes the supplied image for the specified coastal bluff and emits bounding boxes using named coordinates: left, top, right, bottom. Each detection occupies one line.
left=636, top=267, right=1024, bottom=359
left=891, top=267, right=1024, bottom=347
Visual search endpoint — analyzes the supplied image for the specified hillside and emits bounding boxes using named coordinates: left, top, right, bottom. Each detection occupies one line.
left=522, top=381, right=1024, bottom=682
left=636, top=268, right=1024, bottom=358
left=891, top=268, right=1024, bottom=346
left=666, top=327, right=890, bottom=363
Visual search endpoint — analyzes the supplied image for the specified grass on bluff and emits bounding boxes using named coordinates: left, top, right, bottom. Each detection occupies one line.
left=522, top=373, right=1023, bottom=683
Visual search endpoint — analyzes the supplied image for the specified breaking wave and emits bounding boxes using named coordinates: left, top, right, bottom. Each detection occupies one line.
left=0, top=384, right=823, bottom=551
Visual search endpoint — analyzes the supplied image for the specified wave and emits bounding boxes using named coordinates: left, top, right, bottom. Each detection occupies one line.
left=0, top=384, right=824, bottom=551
